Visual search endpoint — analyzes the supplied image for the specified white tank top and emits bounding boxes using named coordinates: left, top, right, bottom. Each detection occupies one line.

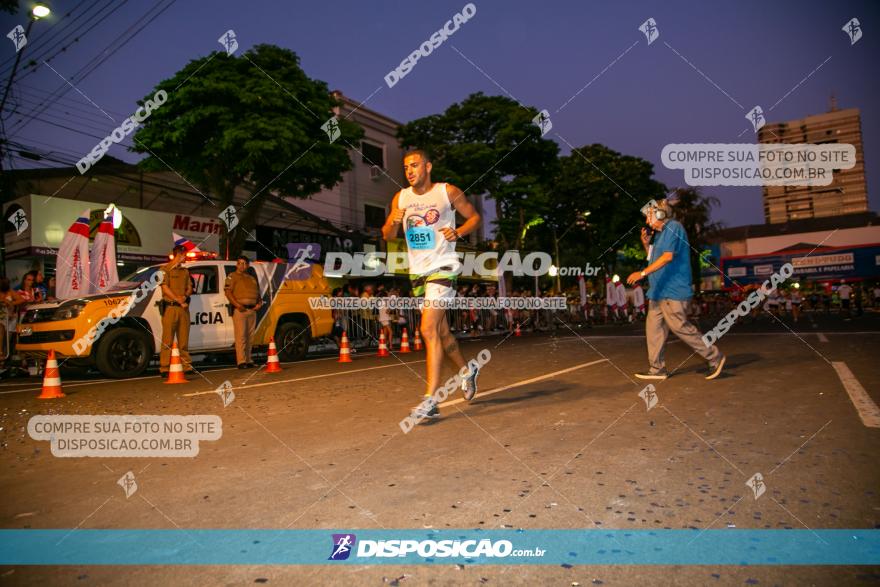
left=398, top=182, right=460, bottom=277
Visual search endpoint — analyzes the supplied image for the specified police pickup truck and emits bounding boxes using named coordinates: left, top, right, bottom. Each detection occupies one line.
left=16, top=257, right=333, bottom=378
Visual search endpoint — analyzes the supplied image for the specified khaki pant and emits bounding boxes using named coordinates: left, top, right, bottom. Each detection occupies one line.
left=160, top=305, right=191, bottom=372
left=233, top=308, right=256, bottom=365
left=646, top=299, right=720, bottom=373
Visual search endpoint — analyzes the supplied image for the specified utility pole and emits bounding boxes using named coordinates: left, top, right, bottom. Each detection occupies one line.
left=0, top=4, right=52, bottom=277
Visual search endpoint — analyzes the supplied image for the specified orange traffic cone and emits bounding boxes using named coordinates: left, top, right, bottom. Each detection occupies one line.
left=338, top=331, right=353, bottom=363
left=377, top=331, right=390, bottom=357
left=400, top=328, right=411, bottom=353
left=514, top=322, right=522, bottom=337
left=265, top=337, right=282, bottom=373
left=413, top=328, right=423, bottom=351
left=37, top=350, right=65, bottom=399
left=164, top=343, right=187, bottom=384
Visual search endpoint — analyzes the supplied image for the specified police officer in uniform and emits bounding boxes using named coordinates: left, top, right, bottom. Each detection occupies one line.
left=159, top=245, right=194, bottom=376
left=225, top=255, right=262, bottom=368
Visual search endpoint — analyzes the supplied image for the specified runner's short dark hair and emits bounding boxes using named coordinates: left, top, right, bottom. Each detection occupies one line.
left=403, top=149, right=431, bottom=163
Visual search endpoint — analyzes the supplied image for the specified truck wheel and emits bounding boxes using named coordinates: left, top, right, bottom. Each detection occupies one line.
left=94, top=327, right=152, bottom=378
left=275, top=320, right=310, bottom=362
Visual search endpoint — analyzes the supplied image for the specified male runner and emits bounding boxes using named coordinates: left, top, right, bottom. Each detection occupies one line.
left=382, top=150, right=482, bottom=419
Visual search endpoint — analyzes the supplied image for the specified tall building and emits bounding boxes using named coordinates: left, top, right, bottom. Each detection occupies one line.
left=759, top=105, right=868, bottom=224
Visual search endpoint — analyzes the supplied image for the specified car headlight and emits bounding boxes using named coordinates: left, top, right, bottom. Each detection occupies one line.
left=52, top=302, right=87, bottom=321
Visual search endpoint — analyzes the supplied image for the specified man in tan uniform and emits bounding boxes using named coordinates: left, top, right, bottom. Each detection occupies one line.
left=225, top=256, right=262, bottom=368
left=159, top=245, right=194, bottom=376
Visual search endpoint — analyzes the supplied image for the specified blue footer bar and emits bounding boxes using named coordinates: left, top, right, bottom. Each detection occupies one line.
left=1, top=529, right=878, bottom=565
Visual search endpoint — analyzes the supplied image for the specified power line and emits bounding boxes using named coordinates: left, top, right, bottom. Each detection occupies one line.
left=75, top=0, right=177, bottom=82
left=0, top=0, right=95, bottom=72
left=12, top=81, right=129, bottom=118
left=8, top=0, right=176, bottom=136
left=1, top=0, right=127, bottom=81
left=7, top=94, right=122, bottom=131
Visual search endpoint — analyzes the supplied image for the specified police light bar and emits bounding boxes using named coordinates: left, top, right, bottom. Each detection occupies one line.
left=187, top=251, right=218, bottom=260
left=167, top=251, right=218, bottom=260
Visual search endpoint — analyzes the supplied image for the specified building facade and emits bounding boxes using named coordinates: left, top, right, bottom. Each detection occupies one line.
left=759, top=106, right=868, bottom=224
left=293, top=91, right=405, bottom=243
left=3, top=91, right=491, bottom=288
left=700, top=212, right=880, bottom=290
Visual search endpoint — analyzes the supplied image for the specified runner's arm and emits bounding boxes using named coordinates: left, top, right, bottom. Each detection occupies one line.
left=381, top=191, right=404, bottom=241
left=444, top=184, right=481, bottom=240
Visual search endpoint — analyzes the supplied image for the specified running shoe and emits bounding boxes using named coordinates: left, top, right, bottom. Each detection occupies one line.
left=705, top=355, right=726, bottom=380
left=412, top=398, right=440, bottom=421
left=634, top=370, right=668, bottom=380
left=461, top=366, right=480, bottom=401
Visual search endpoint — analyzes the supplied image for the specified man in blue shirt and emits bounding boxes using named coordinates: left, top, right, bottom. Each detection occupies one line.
left=627, top=199, right=725, bottom=380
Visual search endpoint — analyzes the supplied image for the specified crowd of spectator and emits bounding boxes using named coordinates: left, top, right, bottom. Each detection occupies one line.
left=1, top=270, right=57, bottom=375
left=329, top=277, right=880, bottom=349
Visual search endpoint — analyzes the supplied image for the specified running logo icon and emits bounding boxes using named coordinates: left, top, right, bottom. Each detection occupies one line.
left=219, top=205, right=239, bottom=231
left=7, top=25, right=26, bottom=52
left=532, top=110, right=552, bottom=136
left=285, top=243, right=320, bottom=280
left=639, top=18, right=659, bottom=45
left=215, top=380, right=235, bottom=407
left=842, top=18, right=862, bottom=45
left=118, top=471, right=138, bottom=498
left=638, top=384, right=658, bottom=411
left=218, top=29, right=238, bottom=55
left=746, top=105, right=765, bottom=133
left=322, top=116, right=341, bottom=143
left=8, top=209, right=28, bottom=236
left=746, top=472, right=766, bottom=500
left=328, top=533, right=356, bottom=560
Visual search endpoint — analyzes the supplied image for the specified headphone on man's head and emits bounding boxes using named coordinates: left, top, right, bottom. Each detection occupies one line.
left=640, top=199, right=667, bottom=221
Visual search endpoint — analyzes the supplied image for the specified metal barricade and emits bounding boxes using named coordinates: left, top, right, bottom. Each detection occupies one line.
left=333, top=306, right=423, bottom=349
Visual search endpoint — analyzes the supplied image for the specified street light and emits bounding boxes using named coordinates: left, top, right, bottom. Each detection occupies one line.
left=105, top=204, right=123, bottom=230
left=32, top=3, right=51, bottom=18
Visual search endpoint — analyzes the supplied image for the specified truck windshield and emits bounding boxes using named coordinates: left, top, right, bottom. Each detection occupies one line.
left=109, top=266, right=159, bottom=292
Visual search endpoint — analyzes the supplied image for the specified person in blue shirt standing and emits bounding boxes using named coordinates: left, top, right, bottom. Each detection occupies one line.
left=627, top=198, right=725, bottom=380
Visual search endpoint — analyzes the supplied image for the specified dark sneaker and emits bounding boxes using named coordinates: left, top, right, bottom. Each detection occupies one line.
left=412, top=398, right=440, bottom=421
left=705, top=355, right=726, bottom=380
left=634, top=370, right=668, bottom=381
left=237, top=363, right=248, bottom=369
left=461, top=366, right=480, bottom=401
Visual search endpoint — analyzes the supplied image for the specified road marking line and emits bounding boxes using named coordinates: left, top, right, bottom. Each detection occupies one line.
left=0, top=375, right=152, bottom=395
left=182, top=360, right=427, bottom=397
left=817, top=333, right=829, bottom=343
left=0, top=355, right=351, bottom=395
left=439, top=358, right=609, bottom=408
left=832, top=361, right=880, bottom=428
left=535, top=332, right=879, bottom=344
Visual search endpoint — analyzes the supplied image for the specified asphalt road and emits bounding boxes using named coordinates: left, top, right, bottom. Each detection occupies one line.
left=1, top=313, right=879, bottom=585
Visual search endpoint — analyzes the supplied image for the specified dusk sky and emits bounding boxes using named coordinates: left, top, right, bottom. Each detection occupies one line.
left=2, top=0, right=878, bottom=228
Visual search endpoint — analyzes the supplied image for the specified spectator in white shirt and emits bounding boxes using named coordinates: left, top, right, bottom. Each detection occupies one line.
left=838, top=281, right=853, bottom=319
